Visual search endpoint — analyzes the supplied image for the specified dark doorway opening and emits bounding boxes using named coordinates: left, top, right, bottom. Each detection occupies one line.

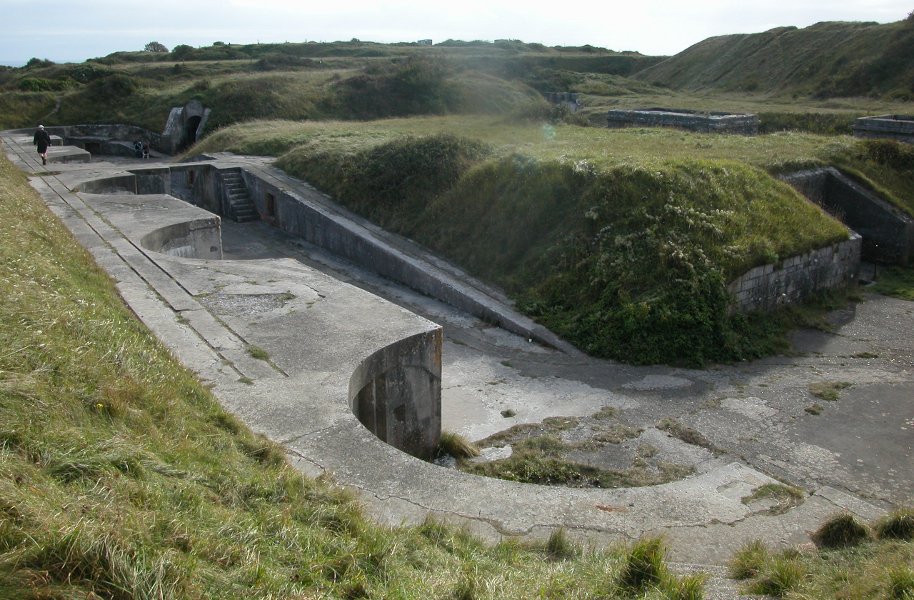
left=180, top=116, right=202, bottom=152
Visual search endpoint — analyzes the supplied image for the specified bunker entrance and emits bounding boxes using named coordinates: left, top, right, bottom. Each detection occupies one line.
left=181, top=116, right=202, bottom=152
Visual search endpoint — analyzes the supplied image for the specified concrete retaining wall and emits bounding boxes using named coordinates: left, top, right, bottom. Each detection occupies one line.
left=781, top=167, right=914, bottom=265
left=728, top=234, right=861, bottom=313
left=853, top=115, right=914, bottom=144
left=607, top=108, right=759, bottom=134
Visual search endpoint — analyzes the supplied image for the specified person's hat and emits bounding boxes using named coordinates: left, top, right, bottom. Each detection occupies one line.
left=38, top=125, right=44, bottom=129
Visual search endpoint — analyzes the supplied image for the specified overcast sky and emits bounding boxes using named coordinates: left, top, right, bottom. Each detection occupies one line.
left=1, top=0, right=910, bottom=67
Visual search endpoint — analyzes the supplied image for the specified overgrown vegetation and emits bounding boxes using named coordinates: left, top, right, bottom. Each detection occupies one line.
left=0, top=150, right=711, bottom=598
left=731, top=510, right=914, bottom=598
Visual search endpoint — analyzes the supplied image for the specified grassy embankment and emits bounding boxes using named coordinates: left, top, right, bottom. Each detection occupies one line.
left=729, top=511, right=914, bottom=598
left=194, top=117, right=912, bottom=366
left=0, top=150, right=713, bottom=598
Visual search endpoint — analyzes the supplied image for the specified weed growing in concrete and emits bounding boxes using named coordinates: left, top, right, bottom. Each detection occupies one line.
left=437, top=431, right=480, bottom=459
left=617, top=537, right=666, bottom=592
left=656, top=418, right=718, bottom=453
left=808, top=381, right=852, bottom=402
left=741, top=483, right=805, bottom=515
left=246, top=344, right=269, bottom=360
left=813, top=513, right=871, bottom=549
left=805, top=403, right=824, bottom=415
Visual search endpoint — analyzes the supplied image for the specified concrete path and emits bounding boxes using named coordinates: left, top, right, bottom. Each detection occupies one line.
left=4, top=131, right=911, bottom=597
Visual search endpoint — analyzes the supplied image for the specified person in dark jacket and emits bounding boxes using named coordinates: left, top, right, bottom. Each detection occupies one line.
left=33, top=125, right=51, bottom=165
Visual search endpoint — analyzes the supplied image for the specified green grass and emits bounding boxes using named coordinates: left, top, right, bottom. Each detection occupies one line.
left=635, top=19, right=914, bottom=100
left=732, top=511, right=914, bottom=598
left=872, top=266, right=914, bottom=300
left=0, top=149, right=710, bottom=598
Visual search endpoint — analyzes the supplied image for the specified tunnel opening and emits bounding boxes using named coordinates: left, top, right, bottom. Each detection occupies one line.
left=180, top=116, right=202, bottom=152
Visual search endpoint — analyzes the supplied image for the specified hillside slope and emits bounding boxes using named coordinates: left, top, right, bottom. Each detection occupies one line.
left=636, top=18, right=914, bottom=99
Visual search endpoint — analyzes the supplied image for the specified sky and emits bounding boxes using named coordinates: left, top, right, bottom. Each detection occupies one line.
left=1, top=0, right=911, bottom=67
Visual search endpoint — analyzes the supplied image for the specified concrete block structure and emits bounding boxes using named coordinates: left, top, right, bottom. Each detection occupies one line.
left=607, top=108, right=759, bottom=134
left=853, top=115, right=914, bottom=144
left=782, top=167, right=914, bottom=265
left=727, top=234, right=861, bottom=314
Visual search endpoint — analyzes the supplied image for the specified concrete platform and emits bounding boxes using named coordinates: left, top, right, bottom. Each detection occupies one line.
left=3, top=130, right=907, bottom=583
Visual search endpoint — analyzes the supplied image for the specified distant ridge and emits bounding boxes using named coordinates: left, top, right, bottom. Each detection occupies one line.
left=635, top=18, right=914, bottom=99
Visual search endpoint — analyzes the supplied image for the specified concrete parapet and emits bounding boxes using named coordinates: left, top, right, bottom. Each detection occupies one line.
left=782, top=167, right=914, bottom=265
left=607, top=108, right=759, bottom=134
left=853, top=115, right=914, bottom=144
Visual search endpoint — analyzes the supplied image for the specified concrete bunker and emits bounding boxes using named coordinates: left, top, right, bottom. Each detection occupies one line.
left=607, top=107, right=759, bottom=134
left=116, top=185, right=443, bottom=461
left=162, top=100, right=211, bottom=154
left=853, top=115, right=914, bottom=144
left=782, top=167, right=914, bottom=266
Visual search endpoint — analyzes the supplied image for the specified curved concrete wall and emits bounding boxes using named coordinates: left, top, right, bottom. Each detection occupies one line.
left=349, top=329, right=442, bottom=460
left=73, top=174, right=137, bottom=194
left=140, top=219, right=223, bottom=260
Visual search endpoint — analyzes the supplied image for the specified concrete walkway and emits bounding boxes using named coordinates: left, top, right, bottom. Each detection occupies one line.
left=4, top=131, right=910, bottom=596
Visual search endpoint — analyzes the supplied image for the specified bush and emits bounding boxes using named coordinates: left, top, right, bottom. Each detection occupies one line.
left=331, top=56, right=459, bottom=118
left=812, top=513, right=870, bottom=548
left=87, top=73, right=139, bottom=99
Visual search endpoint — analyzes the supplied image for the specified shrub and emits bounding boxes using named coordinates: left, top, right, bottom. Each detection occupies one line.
left=812, top=513, right=870, bottom=548
left=331, top=55, right=459, bottom=118
left=87, top=73, right=139, bottom=99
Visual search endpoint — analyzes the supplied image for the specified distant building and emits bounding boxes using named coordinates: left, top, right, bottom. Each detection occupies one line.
left=417, top=39, right=433, bottom=46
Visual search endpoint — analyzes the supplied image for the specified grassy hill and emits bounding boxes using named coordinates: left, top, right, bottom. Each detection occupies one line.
left=0, top=39, right=658, bottom=131
left=636, top=17, right=914, bottom=100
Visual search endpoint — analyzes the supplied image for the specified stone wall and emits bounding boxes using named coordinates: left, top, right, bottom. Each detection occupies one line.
left=607, top=108, right=759, bottom=134
left=781, top=167, right=914, bottom=265
left=853, top=115, right=914, bottom=144
left=728, top=234, right=861, bottom=313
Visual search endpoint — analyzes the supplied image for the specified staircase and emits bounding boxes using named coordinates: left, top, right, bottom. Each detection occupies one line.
left=220, top=170, right=258, bottom=223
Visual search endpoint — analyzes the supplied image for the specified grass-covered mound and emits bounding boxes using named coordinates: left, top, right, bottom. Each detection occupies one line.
left=200, top=118, right=853, bottom=365
left=636, top=17, right=914, bottom=100
left=0, top=152, right=709, bottom=597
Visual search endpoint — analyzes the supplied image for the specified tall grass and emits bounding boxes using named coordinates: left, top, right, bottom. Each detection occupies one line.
left=0, top=150, right=705, bottom=597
